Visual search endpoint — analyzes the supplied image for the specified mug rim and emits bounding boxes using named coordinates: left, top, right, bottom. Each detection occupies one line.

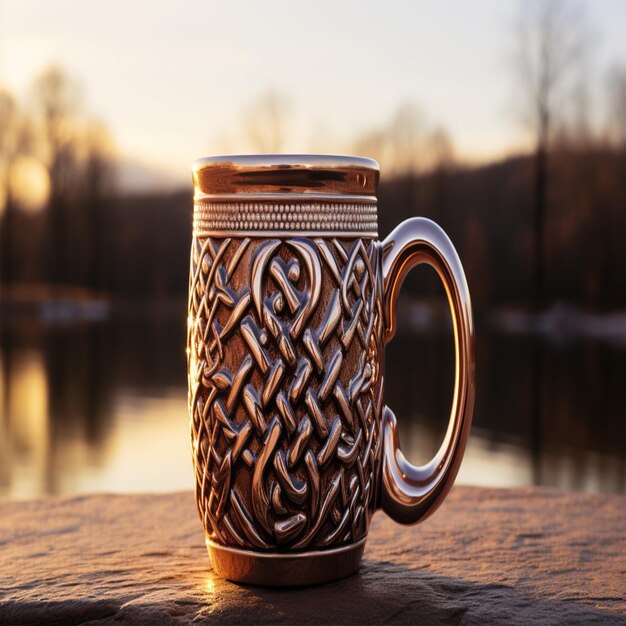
left=192, top=154, right=380, bottom=197
left=192, top=153, right=379, bottom=173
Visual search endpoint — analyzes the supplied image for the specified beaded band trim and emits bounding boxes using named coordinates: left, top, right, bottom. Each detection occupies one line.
left=193, top=201, right=378, bottom=236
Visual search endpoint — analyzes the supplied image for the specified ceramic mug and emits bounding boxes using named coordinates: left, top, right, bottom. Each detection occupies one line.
left=187, top=155, right=474, bottom=586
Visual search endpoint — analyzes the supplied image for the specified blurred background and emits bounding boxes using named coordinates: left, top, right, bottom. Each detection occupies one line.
left=0, top=0, right=624, bottom=500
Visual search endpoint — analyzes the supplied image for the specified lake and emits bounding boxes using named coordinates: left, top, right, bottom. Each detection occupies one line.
left=1, top=299, right=624, bottom=500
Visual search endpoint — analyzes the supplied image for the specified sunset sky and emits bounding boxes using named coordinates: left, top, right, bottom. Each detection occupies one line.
left=2, top=0, right=625, bottom=187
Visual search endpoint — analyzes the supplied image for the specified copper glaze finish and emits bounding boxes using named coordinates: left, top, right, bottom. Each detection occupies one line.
left=193, top=154, right=380, bottom=197
left=207, top=538, right=366, bottom=587
left=187, top=154, right=475, bottom=586
left=380, top=218, right=475, bottom=524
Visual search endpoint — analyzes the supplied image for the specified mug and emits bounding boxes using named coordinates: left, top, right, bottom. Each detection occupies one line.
left=187, top=155, right=474, bottom=586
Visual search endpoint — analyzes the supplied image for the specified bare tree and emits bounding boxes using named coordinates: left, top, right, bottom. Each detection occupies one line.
left=510, top=0, right=590, bottom=488
left=606, top=63, right=626, bottom=151
left=425, top=127, right=455, bottom=224
left=80, top=121, right=116, bottom=291
left=33, top=65, right=80, bottom=284
left=511, top=0, right=589, bottom=309
left=244, top=90, right=290, bottom=153
left=0, top=89, right=31, bottom=285
left=386, top=102, right=426, bottom=176
left=31, top=65, right=117, bottom=289
left=425, top=127, right=455, bottom=173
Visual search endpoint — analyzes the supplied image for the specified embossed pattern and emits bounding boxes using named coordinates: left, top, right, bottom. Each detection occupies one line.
left=193, top=201, right=378, bottom=235
left=187, top=232, right=384, bottom=551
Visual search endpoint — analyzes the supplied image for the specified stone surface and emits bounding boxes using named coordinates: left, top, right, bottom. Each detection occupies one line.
left=0, top=487, right=624, bottom=624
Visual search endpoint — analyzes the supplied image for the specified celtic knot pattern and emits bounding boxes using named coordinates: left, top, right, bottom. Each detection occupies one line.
left=188, top=234, right=384, bottom=551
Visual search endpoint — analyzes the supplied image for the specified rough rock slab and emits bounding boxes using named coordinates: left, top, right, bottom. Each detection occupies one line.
left=0, top=487, right=624, bottom=625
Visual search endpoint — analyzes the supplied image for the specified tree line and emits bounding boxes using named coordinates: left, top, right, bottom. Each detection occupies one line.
left=1, top=144, right=623, bottom=313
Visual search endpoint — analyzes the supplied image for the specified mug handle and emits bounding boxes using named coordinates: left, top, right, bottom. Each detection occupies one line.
left=380, top=217, right=475, bottom=524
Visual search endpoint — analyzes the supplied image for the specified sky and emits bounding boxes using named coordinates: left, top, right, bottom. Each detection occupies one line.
left=1, top=0, right=625, bottom=188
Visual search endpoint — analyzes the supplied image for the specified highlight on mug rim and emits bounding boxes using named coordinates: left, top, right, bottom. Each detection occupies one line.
left=192, top=154, right=380, bottom=197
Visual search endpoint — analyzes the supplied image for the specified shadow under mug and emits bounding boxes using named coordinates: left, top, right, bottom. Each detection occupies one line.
left=187, top=155, right=475, bottom=586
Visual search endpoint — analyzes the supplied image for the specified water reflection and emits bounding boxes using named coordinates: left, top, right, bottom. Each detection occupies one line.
left=387, top=324, right=626, bottom=493
left=0, top=351, right=49, bottom=497
left=0, top=302, right=624, bottom=500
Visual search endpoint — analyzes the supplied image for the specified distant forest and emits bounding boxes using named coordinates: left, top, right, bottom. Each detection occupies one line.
left=2, top=145, right=624, bottom=313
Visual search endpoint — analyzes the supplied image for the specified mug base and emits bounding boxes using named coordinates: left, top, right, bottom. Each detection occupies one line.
left=206, top=537, right=366, bottom=587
